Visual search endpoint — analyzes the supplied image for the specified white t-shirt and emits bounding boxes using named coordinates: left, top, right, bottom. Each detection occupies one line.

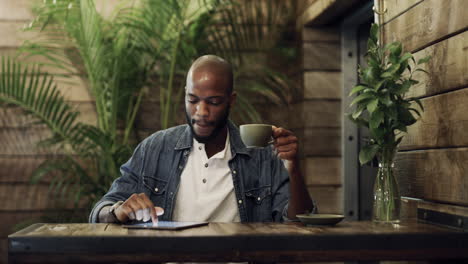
left=172, top=132, right=241, bottom=222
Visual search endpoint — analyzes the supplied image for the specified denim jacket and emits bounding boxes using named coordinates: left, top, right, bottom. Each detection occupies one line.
left=89, top=121, right=296, bottom=223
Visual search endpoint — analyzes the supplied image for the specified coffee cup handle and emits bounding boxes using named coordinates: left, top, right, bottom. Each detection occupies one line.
left=268, top=137, right=275, bottom=145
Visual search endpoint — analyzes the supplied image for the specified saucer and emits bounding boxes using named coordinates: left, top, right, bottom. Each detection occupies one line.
left=296, top=214, right=344, bottom=226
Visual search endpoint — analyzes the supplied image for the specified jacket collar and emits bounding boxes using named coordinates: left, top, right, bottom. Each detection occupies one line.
left=174, top=125, right=193, bottom=150
left=174, top=120, right=251, bottom=157
left=227, top=120, right=251, bottom=157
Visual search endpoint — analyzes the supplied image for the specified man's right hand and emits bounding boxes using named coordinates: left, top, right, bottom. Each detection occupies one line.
left=115, top=193, right=164, bottom=224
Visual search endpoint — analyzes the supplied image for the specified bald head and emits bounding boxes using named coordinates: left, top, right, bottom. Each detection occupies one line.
left=186, top=55, right=233, bottom=94
left=184, top=55, right=236, bottom=144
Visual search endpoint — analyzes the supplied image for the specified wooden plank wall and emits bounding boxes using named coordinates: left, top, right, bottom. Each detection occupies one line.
left=381, top=0, right=468, bottom=216
left=0, top=1, right=50, bottom=263
left=301, top=26, right=342, bottom=214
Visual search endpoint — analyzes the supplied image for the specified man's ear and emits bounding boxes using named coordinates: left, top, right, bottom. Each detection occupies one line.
left=229, top=91, right=237, bottom=107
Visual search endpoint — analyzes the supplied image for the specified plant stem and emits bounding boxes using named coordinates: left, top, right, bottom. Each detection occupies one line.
left=162, top=34, right=181, bottom=129
left=373, top=147, right=400, bottom=223
left=123, top=87, right=146, bottom=145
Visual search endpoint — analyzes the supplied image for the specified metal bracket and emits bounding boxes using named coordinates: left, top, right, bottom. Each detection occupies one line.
left=418, top=208, right=468, bottom=231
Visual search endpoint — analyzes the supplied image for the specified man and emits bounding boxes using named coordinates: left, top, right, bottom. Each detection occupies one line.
left=89, top=55, right=315, bottom=224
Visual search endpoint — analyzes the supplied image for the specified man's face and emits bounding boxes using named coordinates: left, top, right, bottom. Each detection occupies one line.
left=185, top=70, right=234, bottom=143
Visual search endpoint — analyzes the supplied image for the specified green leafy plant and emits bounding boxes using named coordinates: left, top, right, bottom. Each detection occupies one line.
left=348, top=23, right=430, bottom=165
left=0, top=57, right=114, bottom=220
left=1, top=0, right=301, bottom=221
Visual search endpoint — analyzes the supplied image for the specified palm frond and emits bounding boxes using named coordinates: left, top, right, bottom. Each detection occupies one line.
left=22, top=0, right=148, bottom=138
left=0, top=57, right=84, bottom=150
left=31, top=154, right=102, bottom=209
left=0, top=57, right=118, bottom=160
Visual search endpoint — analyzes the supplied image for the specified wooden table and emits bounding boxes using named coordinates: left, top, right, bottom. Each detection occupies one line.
left=8, top=220, right=468, bottom=263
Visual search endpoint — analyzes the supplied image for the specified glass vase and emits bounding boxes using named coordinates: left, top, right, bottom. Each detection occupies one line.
left=372, top=161, right=401, bottom=223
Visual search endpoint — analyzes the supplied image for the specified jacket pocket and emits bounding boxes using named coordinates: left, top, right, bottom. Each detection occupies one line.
left=245, top=185, right=271, bottom=205
left=143, top=175, right=168, bottom=196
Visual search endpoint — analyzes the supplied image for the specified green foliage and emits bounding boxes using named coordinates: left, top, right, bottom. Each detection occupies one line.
left=348, top=23, right=431, bottom=165
left=0, top=58, right=126, bottom=213
left=1, top=0, right=300, bottom=221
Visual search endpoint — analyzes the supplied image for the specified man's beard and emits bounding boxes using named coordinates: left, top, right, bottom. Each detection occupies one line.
left=185, top=105, right=230, bottom=144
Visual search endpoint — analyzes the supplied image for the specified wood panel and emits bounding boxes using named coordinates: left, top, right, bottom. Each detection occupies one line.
left=407, top=31, right=468, bottom=98
left=307, top=186, right=343, bottom=214
left=302, top=26, right=340, bottom=42
left=299, top=0, right=367, bottom=26
left=209, top=0, right=299, bottom=25
left=0, top=102, right=97, bottom=128
left=273, top=103, right=303, bottom=130
left=0, top=52, right=95, bottom=103
left=0, top=99, right=201, bottom=131
left=382, top=0, right=424, bottom=24
left=395, top=148, right=468, bottom=206
left=41, top=75, right=91, bottom=102
left=0, top=48, right=80, bottom=75
left=302, top=100, right=341, bottom=128
left=139, top=100, right=260, bottom=131
left=0, top=157, right=50, bottom=183
left=400, top=198, right=468, bottom=222
left=400, top=197, right=419, bottom=220
left=418, top=199, right=468, bottom=217
left=0, top=211, right=49, bottom=237
left=298, top=0, right=330, bottom=26
left=303, top=127, right=341, bottom=156
left=0, top=5, right=91, bottom=261
left=296, top=0, right=322, bottom=23
left=0, top=21, right=39, bottom=48
left=0, top=127, right=55, bottom=155
left=0, top=184, right=75, bottom=210
left=0, top=155, right=95, bottom=184
left=234, top=101, right=314, bottom=131
left=0, top=72, right=92, bottom=102
left=303, top=157, right=341, bottom=186
left=401, top=87, right=468, bottom=150
left=140, top=100, right=307, bottom=137
left=0, top=0, right=137, bottom=22
left=301, top=20, right=342, bottom=220
left=0, top=126, right=157, bottom=155
left=303, top=42, right=341, bottom=70
left=254, top=103, right=303, bottom=130
left=383, top=0, right=468, bottom=52
left=0, top=0, right=34, bottom=21
left=135, top=101, right=184, bottom=131
left=304, top=71, right=341, bottom=99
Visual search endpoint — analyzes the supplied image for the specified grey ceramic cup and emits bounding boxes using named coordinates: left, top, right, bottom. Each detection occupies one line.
left=239, top=124, right=273, bottom=148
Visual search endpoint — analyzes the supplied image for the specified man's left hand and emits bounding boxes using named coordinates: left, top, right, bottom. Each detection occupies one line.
left=272, top=126, right=298, bottom=161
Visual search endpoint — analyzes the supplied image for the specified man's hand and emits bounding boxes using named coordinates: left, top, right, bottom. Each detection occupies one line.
left=272, top=126, right=314, bottom=218
left=115, top=193, right=164, bottom=224
left=272, top=126, right=299, bottom=161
